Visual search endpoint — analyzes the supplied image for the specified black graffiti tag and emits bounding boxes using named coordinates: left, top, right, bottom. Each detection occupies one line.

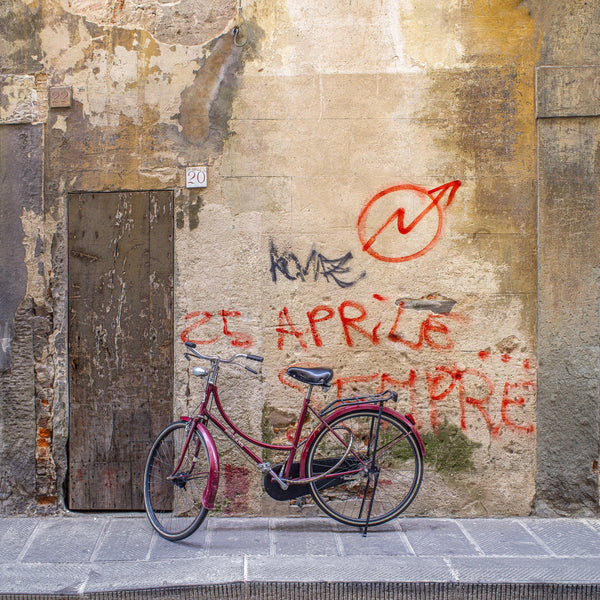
left=269, top=240, right=366, bottom=288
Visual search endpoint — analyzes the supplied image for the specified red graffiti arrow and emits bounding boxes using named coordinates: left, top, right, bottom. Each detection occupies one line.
left=357, top=180, right=461, bottom=263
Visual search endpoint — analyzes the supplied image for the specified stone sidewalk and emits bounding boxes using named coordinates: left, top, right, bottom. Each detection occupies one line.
left=1, top=514, right=600, bottom=599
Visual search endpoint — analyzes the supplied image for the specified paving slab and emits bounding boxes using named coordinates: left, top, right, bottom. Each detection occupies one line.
left=524, top=518, right=600, bottom=556
left=450, top=556, right=600, bottom=584
left=19, top=516, right=106, bottom=563
left=458, top=518, right=551, bottom=556
left=0, top=517, right=40, bottom=563
left=246, top=554, right=453, bottom=583
left=334, top=522, right=413, bottom=556
left=269, top=517, right=339, bottom=555
left=147, top=532, right=207, bottom=561
left=0, top=563, right=91, bottom=595
left=205, top=517, right=271, bottom=556
left=400, top=517, right=480, bottom=556
left=92, top=517, right=154, bottom=561
left=83, top=557, right=245, bottom=593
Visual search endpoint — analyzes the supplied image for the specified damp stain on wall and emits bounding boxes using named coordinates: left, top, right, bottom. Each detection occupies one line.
left=179, top=34, right=244, bottom=148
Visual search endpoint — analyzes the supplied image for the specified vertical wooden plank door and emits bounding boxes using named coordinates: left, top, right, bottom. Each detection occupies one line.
left=68, top=191, right=173, bottom=510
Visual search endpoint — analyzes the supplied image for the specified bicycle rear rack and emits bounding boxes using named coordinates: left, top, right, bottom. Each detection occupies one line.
left=319, top=389, right=397, bottom=417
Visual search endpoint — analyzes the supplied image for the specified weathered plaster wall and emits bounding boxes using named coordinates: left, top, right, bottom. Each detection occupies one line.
left=1, top=0, right=596, bottom=516
left=176, top=0, right=539, bottom=516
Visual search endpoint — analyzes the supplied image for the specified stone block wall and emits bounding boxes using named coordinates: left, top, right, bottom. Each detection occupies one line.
left=0, top=0, right=598, bottom=516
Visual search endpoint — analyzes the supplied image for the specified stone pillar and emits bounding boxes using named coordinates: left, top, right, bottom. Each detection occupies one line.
left=0, top=124, right=43, bottom=514
left=536, top=65, right=600, bottom=515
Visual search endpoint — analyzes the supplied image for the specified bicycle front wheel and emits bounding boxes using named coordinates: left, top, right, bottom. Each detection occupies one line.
left=306, top=409, right=423, bottom=528
left=144, top=421, right=210, bottom=541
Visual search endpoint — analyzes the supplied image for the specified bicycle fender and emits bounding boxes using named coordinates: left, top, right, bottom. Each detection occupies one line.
left=298, top=404, right=424, bottom=478
left=179, top=417, right=220, bottom=510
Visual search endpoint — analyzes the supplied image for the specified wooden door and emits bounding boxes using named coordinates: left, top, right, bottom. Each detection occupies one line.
left=68, top=191, right=173, bottom=510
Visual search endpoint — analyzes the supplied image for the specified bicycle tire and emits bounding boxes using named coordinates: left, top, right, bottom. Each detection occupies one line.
left=306, top=408, right=423, bottom=528
left=144, top=421, right=210, bottom=541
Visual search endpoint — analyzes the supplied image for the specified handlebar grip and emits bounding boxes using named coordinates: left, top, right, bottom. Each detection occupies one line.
left=246, top=354, right=264, bottom=362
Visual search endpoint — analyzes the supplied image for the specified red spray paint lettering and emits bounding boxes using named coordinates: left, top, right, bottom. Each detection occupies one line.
left=182, top=302, right=535, bottom=439
left=181, top=310, right=253, bottom=348
left=277, top=297, right=463, bottom=351
left=279, top=364, right=535, bottom=438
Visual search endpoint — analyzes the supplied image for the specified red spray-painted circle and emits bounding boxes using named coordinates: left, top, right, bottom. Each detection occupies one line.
left=357, top=181, right=461, bottom=263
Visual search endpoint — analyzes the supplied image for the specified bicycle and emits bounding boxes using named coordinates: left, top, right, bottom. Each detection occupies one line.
left=143, top=341, right=425, bottom=541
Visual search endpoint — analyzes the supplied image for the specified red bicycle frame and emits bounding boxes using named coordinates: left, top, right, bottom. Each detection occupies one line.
left=180, top=376, right=423, bottom=511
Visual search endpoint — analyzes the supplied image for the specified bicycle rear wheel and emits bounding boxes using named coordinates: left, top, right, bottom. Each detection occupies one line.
left=306, top=409, right=423, bottom=528
left=144, top=421, right=210, bottom=541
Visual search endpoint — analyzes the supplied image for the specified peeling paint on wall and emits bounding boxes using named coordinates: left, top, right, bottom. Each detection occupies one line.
left=61, top=0, right=237, bottom=46
left=0, top=124, right=43, bottom=370
left=0, top=0, right=44, bottom=74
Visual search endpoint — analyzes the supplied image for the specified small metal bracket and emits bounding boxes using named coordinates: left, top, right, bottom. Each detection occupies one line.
left=233, top=0, right=248, bottom=46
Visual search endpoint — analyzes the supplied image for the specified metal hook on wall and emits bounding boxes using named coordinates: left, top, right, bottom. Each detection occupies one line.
left=233, top=0, right=248, bottom=47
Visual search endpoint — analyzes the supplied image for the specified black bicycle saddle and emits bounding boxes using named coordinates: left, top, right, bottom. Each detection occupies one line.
left=286, top=367, right=333, bottom=387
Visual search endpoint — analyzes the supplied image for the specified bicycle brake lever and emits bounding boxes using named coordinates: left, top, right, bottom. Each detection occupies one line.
left=244, top=366, right=258, bottom=375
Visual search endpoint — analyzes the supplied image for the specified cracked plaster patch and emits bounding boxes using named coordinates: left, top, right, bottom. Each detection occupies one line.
left=40, top=14, right=219, bottom=130
left=0, top=75, right=37, bottom=124
left=60, top=0, right=237, bottom=46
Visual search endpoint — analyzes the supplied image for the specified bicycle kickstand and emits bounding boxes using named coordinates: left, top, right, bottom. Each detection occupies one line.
left=362, top=403, right=384, bottom=537
left=362, top=468, right=380, bottom=537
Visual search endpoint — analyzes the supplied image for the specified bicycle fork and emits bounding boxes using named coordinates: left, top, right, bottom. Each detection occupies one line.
left=178, top=416, right=220, bottom=509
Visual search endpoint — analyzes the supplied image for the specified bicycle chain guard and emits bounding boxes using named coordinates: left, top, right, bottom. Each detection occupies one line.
left=263, top=459, right=361, bottom=502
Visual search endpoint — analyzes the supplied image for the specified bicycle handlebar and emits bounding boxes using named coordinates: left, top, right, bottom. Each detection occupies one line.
left=184, top=341, right=263, bottom=371
left=245, top=354, right=264, bottom=362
